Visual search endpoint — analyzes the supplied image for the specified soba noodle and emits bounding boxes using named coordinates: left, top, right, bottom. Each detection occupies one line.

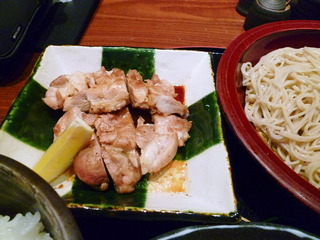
left=242, top=47, right=320, bottom=188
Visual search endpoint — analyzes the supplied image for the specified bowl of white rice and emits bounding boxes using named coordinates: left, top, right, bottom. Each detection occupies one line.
left=0, top=154, right=83, bottom=240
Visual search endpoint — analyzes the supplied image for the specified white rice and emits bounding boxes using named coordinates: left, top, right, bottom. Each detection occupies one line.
left=0, top=211, right=53, bottom=240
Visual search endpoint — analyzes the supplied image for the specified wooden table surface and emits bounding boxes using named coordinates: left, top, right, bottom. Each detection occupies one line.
left=0, top=0, right=245, bottom=123
left=1, top=1, right=320, bottom=239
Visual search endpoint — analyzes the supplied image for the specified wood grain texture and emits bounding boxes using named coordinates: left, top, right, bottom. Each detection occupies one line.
left=80, top=0, right=245, bottom=48
left=0, top=0, right=245, bottom=123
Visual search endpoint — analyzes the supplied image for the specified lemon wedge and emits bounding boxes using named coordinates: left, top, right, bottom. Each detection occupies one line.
left=33, top=117, right=93, bottom=183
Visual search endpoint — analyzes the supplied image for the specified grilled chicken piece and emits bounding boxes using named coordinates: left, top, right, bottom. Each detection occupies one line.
left=53, top=107, right=101, bottom=139
left=73, top=134, right=109, bottom=191
left=136, top=115, right=192, bottom=175
left=82, top=113, right=99, bottom=127
left=153, top=114, right=192, bottom=147
left=43, top=67, right=130, bottom=114
left=135, top=117, right=156, bottom=149
left=94, top=108, right=137, bottom=150
left=126, top=70, right=148, bottom=107
left=154, top=95, right=188, bottom=118
left=63, top=90, right=90, bottom=112
left=102, top=145, right=141, bottom=193
left=126, top=70, right=189, bottom=117
left=139, top=133, right=179, bottom=175
left=53, top=107, right=84, bottom=140
left=43, top=72, right=89, bottom=110
left=86, top=68, right=130, bottom=113
left=94, top=108, right=142, bottom=193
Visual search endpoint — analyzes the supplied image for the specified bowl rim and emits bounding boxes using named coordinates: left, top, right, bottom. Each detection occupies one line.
left=217, top=20, right=320, bottom=214
left=152, top=222, right=320, bottom=239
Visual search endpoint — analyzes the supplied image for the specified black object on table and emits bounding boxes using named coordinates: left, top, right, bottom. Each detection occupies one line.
left=237, top=0, right=320, bottom=30
left=0, top=0, right=100, bottom=84
left=34, top=0, right=101, bottom=51
left=0, top=0, right=52, bottom=84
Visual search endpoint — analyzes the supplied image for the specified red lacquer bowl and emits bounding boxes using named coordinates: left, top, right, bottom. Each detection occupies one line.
left=217, top=20, right=320, bottom=214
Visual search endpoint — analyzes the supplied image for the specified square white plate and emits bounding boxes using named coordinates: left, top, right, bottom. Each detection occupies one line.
left=0, top=46, right=238, bottom=222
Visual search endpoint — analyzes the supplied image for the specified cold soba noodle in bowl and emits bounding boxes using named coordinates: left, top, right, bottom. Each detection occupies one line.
left=242, top=47, right=320, bottom=188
